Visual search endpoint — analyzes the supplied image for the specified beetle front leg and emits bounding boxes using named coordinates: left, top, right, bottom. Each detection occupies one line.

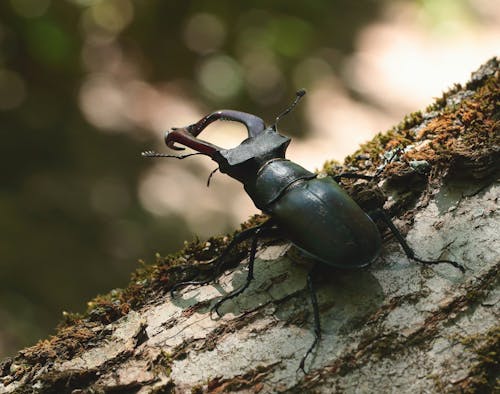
left=210, top=228, right=259, bottom=317
left=170, top=224, right=272, bottom=297
left=370, top=209, right=465, bottom=272
left=332, top=173, right=374, bottom=183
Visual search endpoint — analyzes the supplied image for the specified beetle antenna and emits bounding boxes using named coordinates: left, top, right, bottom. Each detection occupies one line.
left=272, top=89, right=306, bottom=131
left=206, top=167, right=219, bottom=187
left=141, top=150, right=204, bottom=159
left=374, top=146, right=403, bottom=177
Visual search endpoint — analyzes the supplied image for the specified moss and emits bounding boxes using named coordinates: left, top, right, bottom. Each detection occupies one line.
left=322, top=57, right=499, bottom=228
left=399, top=110, right=424, bottom=131
left=453, top=327, right=500, bottom=393
left=18, top=323, right=105, bottom=365
left=206, top=364, right=275, bottom=392
left=6, top=323, right=104, bottom=391
left=357, top=332, right=403, bottom=360
left=30, top=369, right=99, bottom=394
left=425, top=83, right=464, bottom=113
left=150, top=381, right=176, bottom=394
left=154, top=351, right=173, bottom=378
left=336, top=58, right=499, bottom=183
left=191, top=384, right=204, bottom=394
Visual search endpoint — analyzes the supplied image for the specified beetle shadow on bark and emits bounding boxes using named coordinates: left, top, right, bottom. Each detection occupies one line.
left=167, top=245, right=385, bottom=339
left=435, top=174, right=498, bottom=215
left=299, top=265, right=385, bottom=336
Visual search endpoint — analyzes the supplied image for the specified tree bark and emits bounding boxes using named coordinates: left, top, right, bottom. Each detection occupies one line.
left=1, top=58, right=498, bottom=394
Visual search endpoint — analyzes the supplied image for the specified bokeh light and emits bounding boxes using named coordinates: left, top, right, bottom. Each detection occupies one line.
left=183, top=13, right=226, bottom=55
left=198, top=55, right=244, bottom=100
left=0, top=69, right=26, bottom=110
left=10, top=0, right=51, bottom=19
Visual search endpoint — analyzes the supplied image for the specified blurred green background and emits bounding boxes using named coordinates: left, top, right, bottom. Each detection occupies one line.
left=0, top=0, right=498, bottom=357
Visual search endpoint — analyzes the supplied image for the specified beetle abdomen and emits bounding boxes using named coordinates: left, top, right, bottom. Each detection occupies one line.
left=267, top=177, right=382, bottom=268
left=244, top=158, right=316, bottom=210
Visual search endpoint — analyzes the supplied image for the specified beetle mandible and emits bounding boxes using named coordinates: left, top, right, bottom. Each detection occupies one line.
left=143, top=90, right=464, bottom=371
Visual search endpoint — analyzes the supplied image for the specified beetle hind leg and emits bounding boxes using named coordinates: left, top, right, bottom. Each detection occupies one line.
left=370, top=209, right=465, bottom=273
left=298, top=267, right=322, bottom=373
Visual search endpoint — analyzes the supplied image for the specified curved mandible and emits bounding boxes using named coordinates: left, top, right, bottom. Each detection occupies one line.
left=186, top=110, right=266, bottom=138
left=165, top=127, right=221, bottom=156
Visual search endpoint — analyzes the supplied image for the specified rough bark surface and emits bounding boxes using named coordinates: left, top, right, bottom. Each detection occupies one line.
left=1, top=58, right=498, bottom=394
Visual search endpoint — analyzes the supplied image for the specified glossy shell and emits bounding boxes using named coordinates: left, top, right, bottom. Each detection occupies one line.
left=265, top=176, right=382, bottom=268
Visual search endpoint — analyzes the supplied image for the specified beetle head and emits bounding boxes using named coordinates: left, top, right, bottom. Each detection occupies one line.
left=144, top=90, right=306, bottom=184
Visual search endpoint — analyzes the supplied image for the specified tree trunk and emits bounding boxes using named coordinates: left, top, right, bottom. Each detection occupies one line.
left=1, top=58, right=498, bottom=394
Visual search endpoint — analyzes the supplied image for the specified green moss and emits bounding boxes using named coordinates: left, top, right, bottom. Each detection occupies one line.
left=425, top=83, right=464, bottom=113
left=340, top=57, right=498, bottom=181
left=191, top=384, right=204, bottom=394
left=154, top=351, right=173, bottom=378
left=454, top=327, right=500, bottom=393
left=358, top=331, right=402, bottom=360
left=150, top=380, right=176, bottom=394
left=59, top=311, right=84, bottom=328
left=399, top=111, right=424, bottom=131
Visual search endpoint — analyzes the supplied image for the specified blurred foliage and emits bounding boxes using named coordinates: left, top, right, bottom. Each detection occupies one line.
left=0, top=0, right=386, bottom=357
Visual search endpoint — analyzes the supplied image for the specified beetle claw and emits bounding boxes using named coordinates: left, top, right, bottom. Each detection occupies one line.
left=297, top=360, right=307, bottom=374
left=210, top=304, right=222, bottom=319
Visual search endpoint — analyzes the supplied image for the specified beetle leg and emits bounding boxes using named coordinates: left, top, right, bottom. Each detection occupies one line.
left=371, top=209, right=465, bottom=273
left=211, top=225, right=282, bottom=317
left=170, top=224, right=269, bottom=297
left=298, top=267, right=321, bottom=374
left=210, top=228, right=260, bottom=317
left=206, top=167, right=218, bottom=187
left=332, top=146, right=403, bottom=183
left=332, top=173, right=374, bottom=183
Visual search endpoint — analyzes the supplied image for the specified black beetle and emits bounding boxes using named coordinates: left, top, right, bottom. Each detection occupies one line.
left=143, top=90, right=464, bottom=371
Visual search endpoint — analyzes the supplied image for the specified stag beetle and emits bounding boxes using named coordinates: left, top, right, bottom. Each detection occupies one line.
left=143, top=90, right=464, bottom=371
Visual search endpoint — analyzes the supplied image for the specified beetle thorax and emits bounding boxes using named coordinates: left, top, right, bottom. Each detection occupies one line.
left=213, top=130, right=291, bottom=183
